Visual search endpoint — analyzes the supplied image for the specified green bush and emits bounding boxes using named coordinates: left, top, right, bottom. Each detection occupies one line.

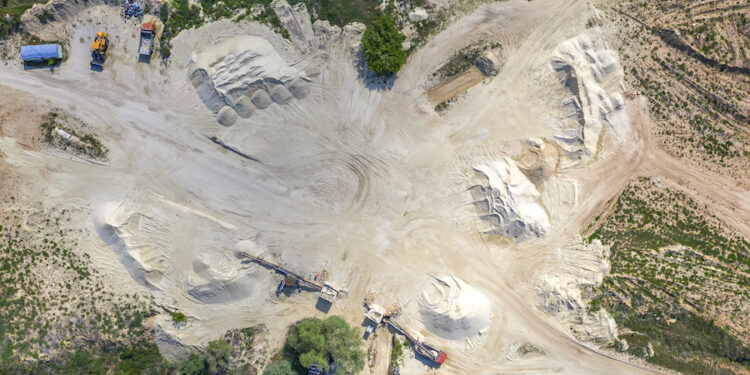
left=170, top=311, right=187, bottom=323
left=263, top=359, right=296, bottom=375
left=361, top=14, right=405, bottom=76
left=206, top=338, right=232, bottom=374
left=179, top=353, right=206, bottom=375
left=285, top=316, right=365, bottom=373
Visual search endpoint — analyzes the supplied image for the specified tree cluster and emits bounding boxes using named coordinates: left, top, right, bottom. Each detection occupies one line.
left=362, top=14, right=406, bottom=76
left=274, top=316, right=365, bottom=374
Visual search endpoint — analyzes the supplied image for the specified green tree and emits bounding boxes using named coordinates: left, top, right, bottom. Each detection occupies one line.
left=361, top=14, right=406, bottom=76
left=205, top=338, right=232, bottom=374
left=287, top=318, right=327, bottom=369
left=323, top=316, right=365, bottom=374
left=262, top=359, right=296, bottom=375
left=179, top=353, right=206, bottom=375
left=285, top=316, right=365, bottom=373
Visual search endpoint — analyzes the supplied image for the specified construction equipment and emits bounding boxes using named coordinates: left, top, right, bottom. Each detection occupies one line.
left=240, top=252, right=339, bottom=304
left=364, top=304, right=386, bottom=333
left=90, top=32, right=109, bottom=69
left=123, top=0, right=143, bottom=18
left=138, top=23, right=156, bottom=63
left=385, top=318, right=447, bottom=366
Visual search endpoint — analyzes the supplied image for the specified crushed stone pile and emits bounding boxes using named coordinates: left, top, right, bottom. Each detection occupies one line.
left=250, top=90, right=272, bottom=109
left=534, top=238, right=617, bottom=343
left=420, top=276, right=492, bottom=341
left=470, top=157, right=550, bottom=241
left=233, top=96, right=255, bottom=118
left=190, top=68, right=227, bottom=113
left=269, top=84, right=292, bottom=104
left=217, top=106, right=238, bottom=126
left=551, top=33, right=630, bottom=167
left=186, top=36, right=309, bottom=123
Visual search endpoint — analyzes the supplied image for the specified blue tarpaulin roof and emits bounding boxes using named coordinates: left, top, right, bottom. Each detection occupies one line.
left=21, top=44, right=62, bottom=61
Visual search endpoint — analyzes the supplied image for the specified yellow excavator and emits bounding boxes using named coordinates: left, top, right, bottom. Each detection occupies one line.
left=90, top=31, right=109, bottom=69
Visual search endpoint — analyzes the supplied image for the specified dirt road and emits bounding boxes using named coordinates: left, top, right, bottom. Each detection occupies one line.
left=427, top=66, right=485, bottom=103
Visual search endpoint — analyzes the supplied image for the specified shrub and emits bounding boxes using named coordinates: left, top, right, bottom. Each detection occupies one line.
left=285, top=316, right=365, bottom=373
left=361, top=14, right=405, bottom=76
left=205, top=338, right=232, bottom=374
left=263, top=359, right=296, bottom=375
left=179, top=353, right=206, bottom=375
left=170, top=311, right=187, bottom=323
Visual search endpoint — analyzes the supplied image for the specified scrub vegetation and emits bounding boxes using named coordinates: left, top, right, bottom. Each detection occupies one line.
left=608, top=2, right=750, bottom=182
left=289, top=0, right=379, bottom=26
left=158, top=0, right=288, bottom=59
left=586, top=177, right=750, bottom=375
left=39, top=110, right=109, bottom=161
left=387, top=335, right=409, bottom=375
left=0, top=0, right=35, bottom=39
left=0, top=202, right=170, bottom=373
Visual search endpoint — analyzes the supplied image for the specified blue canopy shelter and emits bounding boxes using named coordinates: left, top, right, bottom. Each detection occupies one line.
left=21, top=44, right=63, bottom=62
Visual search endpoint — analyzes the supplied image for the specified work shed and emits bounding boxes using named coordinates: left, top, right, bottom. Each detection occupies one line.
left=21, top=44, right=64, bottom=63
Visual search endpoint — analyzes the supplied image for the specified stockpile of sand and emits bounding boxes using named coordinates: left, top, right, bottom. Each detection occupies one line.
left=470, top=157, right=550, bottom=241
left=535, top=238, right=617, bottom=343
left=93, top=200, right=256, bottom=304
left=551, top=33, right=630, bottom=167
left=419, top=276, right=492, bottom=341
left=187, top=35, right=310, bottom=124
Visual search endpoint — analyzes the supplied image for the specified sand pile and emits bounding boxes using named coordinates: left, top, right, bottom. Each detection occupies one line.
left=551, top=33, right=630, bottom=167
left=470, top=157, right=550, bottom=241
left=420, top=276, right=492, bottom=341
left=94, top=200, right=256, bottom=304
left=233, top=96, right=255, bottom=118
left=188, top=35, right=309, bottom=124
left=217, top=106, right=238, bottom=126
left=535, top=238, right=617, bottom=343
left=190, top=69, right=227, bottom=113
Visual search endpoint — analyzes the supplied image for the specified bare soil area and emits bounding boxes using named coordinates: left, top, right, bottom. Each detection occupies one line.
left=0, top=0, right=748, bottom=374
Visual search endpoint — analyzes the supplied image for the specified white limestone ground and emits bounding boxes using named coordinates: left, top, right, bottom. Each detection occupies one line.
left=0, top=1, right=672, bottom=374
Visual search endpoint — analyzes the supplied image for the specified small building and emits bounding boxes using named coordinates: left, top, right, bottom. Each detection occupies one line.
left=21, top=44, right=64, bottom=63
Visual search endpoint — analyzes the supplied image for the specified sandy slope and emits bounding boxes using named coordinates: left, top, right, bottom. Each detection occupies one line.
left=3, top=0, right=745, bottom=373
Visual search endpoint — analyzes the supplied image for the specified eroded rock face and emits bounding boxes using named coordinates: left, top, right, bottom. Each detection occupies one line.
left=535, top=238, right=617, bottom=343
left=470, top=157, right=550, bottom=241
left=551, top=33, right=630, bottom=167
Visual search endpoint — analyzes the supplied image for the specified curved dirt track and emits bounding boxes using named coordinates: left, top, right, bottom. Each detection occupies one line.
left=4, top=0, right=748, bottom=373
